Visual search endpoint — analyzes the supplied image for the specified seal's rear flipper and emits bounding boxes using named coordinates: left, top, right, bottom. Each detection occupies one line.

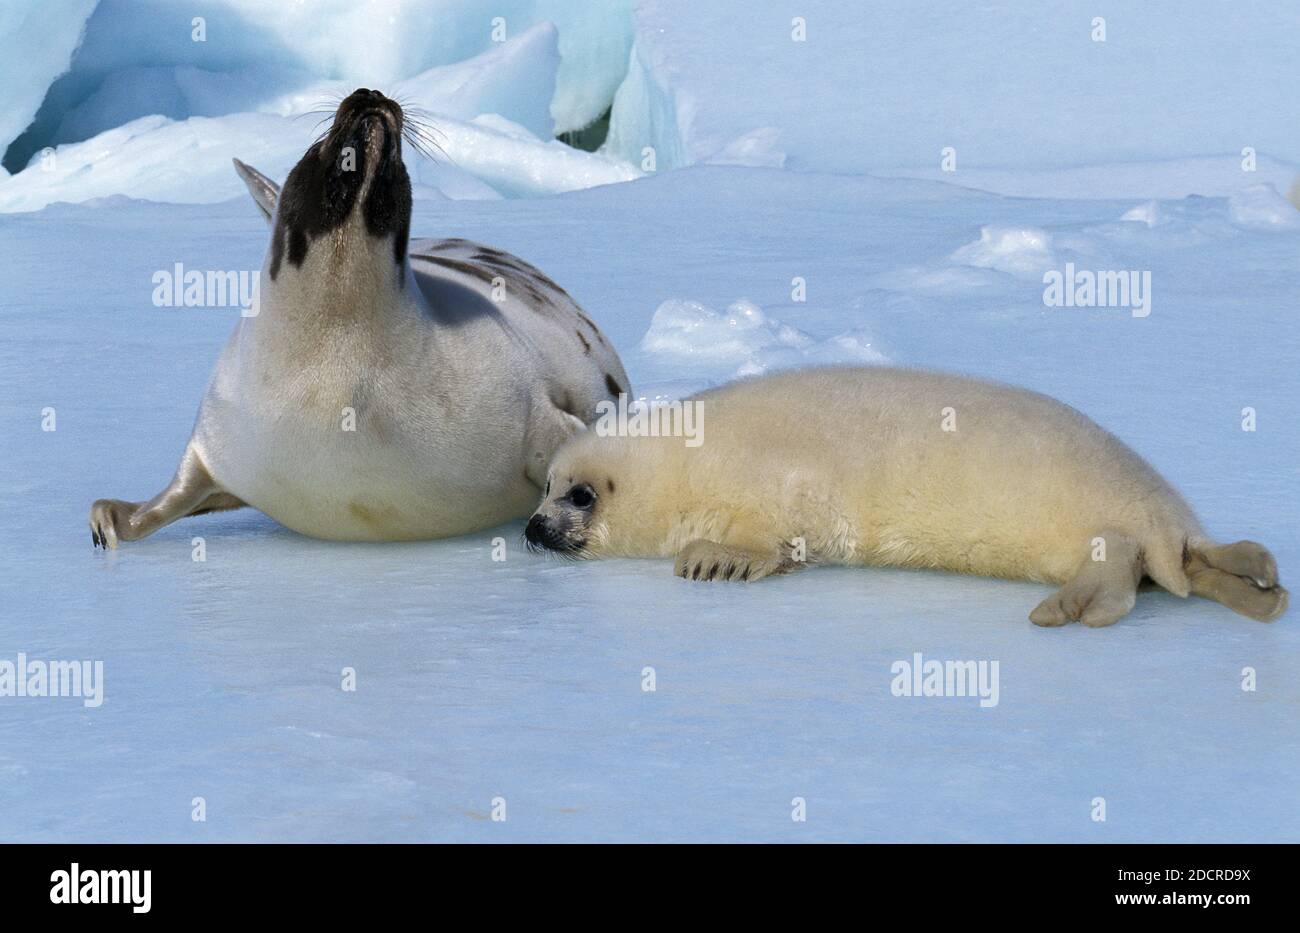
left=1186, top=540, right=1288, bottom=621
left=89, top=447, right=243, bottom=549
left=232, top=158, right=280, bottom=224
left=1029, top=531, right=1142, bottom=627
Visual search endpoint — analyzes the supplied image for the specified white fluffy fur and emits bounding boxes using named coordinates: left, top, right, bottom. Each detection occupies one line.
left=542, top=366, right=1228, bottom=597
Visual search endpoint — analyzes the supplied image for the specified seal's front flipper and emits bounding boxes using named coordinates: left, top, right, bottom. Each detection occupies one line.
left=673, top=539, right=799, bottom=583
left=232, top=158, right=281, bottom=224
left=89, top=448, right=242, bottom=548
left=522, top=398, right=587, bottom=489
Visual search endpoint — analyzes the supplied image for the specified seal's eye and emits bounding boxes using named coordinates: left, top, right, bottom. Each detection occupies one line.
left=567, top=484, right=596, bottom=510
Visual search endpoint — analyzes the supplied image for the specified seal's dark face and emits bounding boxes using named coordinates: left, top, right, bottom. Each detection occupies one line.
left=525, top=479, right=599, bottom=555
left=269, top=88, right=412, bottom=280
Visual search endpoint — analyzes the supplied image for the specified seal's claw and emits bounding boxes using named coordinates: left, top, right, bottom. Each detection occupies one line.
left=674, top=539, right=798, bottom=583
left=88, top=501, right=125, bottom=550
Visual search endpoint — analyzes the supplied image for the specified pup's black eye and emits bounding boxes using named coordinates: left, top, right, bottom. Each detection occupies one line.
left=567, top=484, right=596, bottom=509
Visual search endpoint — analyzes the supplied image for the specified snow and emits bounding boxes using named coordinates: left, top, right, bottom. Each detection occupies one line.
left=1, top=1, right=1298, bottom=843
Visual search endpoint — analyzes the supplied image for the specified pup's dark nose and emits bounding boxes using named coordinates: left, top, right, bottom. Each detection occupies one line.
left=524, top=514, right=551, bottom=548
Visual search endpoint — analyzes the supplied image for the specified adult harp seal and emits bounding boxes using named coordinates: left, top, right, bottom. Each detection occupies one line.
left=90, top=88, right=629, bottom=545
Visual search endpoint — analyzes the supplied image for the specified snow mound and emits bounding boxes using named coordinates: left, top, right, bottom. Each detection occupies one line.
left=1120, top=201, right=1161, bottom=226
left=640, top=298, right=888, bottom=377
left=1228, top=183, right=1300, bottom=231
left=949, top=226, right=1056, bottom=280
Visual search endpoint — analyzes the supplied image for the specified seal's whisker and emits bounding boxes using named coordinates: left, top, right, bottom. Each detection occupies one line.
left=404, top=114, right=447, bottom=141
left=405, top=120, right=447, bottom=149
left=306, top=115, right=337, bottom=136
left=402, top=125, right=446, bottom=162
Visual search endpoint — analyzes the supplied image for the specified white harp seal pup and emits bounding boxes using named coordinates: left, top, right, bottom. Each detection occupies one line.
left=90, top=87, right=629, bottom=546
left=525, top=366, right=1287, bottom=627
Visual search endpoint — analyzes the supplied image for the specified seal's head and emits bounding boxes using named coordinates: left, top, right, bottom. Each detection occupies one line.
left=524, top=433, right=682, bottom=559
left=525, top=475, right=600, bottom=557
left=269, top=88, right=412, bottom=281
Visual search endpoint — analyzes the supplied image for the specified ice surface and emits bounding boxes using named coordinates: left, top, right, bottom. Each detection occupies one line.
left=882, top=154, right=1300, bottom=201
left=2, top=1, right=1298, bottom=843
left=2, top=164, right=1297, bottom=841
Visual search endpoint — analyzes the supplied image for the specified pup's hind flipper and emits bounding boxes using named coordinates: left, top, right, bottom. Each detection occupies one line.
left=1186, top=541, right=1287, bottom=621
left=1029, top=531, right=1142, bottom=628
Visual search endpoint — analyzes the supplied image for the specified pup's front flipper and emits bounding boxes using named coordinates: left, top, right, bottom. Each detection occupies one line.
left=522, top=397, right=587, bottom=489
left=673, top=539, right=799, bottom=582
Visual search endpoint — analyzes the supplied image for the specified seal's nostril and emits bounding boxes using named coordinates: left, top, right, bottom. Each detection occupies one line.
left=524, top=515, right=548, bottom=546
